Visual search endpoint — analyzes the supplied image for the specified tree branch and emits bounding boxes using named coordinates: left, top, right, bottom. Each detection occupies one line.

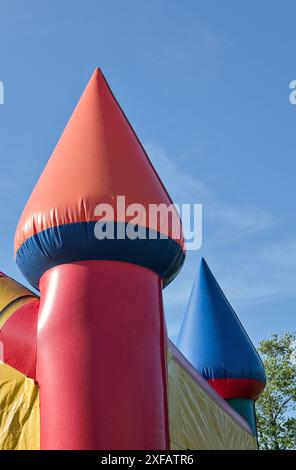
left=274, top=395, right=295, bottom=419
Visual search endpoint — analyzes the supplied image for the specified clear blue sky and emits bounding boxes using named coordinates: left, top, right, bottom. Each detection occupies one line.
left=0, top=1, right=295, bottom=345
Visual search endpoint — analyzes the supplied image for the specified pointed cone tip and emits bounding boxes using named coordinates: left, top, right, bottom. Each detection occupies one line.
left=200, top=257, right=207, bottom=267
left=92, top=67, right=104, bottom=79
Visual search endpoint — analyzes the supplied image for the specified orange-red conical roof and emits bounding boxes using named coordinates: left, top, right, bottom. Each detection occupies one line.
left=15, top=69, right=183, bottom=254
left=15, top=69, right=185, bottom=288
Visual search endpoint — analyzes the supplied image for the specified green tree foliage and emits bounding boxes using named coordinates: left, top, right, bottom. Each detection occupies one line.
left=256, top=332, right=296, bottom=450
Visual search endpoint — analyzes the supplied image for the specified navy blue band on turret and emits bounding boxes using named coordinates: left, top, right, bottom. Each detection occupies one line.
left=16, top=221, right=185, bottom=290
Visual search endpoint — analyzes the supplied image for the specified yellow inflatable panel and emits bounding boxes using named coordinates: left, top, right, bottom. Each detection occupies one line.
left=0, top=362, right=40, bottom=449
left=0, top=275, right=36, bottom=312
left=0, top=296, right=36, bottom=328
left=168, top=345, right=257, bottom=450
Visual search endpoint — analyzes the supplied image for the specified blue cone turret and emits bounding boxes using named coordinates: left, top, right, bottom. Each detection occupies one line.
left=177, top=258, right=266, bottom=433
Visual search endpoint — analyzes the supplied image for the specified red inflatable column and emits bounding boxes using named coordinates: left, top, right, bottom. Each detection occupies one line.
left=15, top=68, right=185, bottom=450
left=37, top=260, right=169, bottom=450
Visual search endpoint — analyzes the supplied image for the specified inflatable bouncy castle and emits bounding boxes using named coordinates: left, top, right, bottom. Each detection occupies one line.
left=0, top=69, right=265, bottom=450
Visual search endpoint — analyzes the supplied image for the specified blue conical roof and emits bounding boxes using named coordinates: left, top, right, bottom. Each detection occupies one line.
left=177, top=258, right=266, bottom=383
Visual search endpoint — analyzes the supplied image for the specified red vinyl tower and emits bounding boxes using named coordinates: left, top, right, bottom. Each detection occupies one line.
left=14, top=69, right=185, bottom=449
